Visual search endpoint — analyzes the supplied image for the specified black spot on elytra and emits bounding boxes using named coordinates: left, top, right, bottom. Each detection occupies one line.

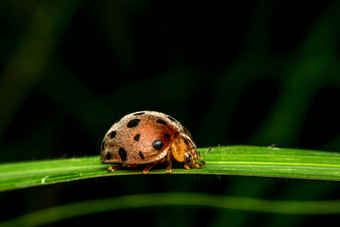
left=165, top=133, right=171, bottom=139
left=106, top=152, right=111, bottom=160
left=152, top=140, right=163, bottom=150
left=134, top=134, right=141, bottom=141
left=156, top=119, right=167, bottom=125
left=110, top=131, right=117, bottom=139
left=101, top=141, right=105, bottom=151
left=167, top=116, right=177, bottom=122
left=119, top=148, right=127, bottom=162
left=133, top=112, right=145, bottom=116
left=139, top=151, right=145, bottom=159
left=184, top=138, right=189, bottom=144
left=127, top=119, right=140, bottom=128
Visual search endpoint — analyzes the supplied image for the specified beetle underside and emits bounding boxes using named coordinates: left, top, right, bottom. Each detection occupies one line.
left=107, top=147, right=209, bottom=174
left=108, top=152, right=176, bottom=174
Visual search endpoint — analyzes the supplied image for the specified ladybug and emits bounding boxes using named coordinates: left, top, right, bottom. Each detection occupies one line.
left=100, top=111, right=208, bottom=174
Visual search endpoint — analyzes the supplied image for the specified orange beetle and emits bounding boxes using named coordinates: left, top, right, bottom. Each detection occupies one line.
left=100, top=111, right=208, bottom=174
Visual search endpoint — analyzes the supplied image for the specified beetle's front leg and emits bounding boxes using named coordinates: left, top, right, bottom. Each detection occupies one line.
left=166, top=152, right=172, bottom=174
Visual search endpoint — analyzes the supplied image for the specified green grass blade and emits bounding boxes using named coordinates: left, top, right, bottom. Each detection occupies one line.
left=3, top=192, right=340, bottom=226
left=1, top=145, right=340, bottom=191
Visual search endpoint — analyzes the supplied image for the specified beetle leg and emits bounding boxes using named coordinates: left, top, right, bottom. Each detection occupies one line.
left=143, top=162, right=158, bottom=174
left=166, top=152, right=172, bottom=174
left=108, top=164, right=126, bottom=172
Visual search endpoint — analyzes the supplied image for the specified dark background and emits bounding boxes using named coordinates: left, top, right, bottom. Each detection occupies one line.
left=1, top=0, right=340, bottom=226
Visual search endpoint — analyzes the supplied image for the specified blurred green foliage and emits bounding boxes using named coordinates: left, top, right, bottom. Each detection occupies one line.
left=0, top=0, right=340, bottom=226
left=5, top=192, right=340, bottom=226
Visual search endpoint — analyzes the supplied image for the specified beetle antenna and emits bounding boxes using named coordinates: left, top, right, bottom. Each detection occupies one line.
left=201, top=147, right=211, bottom=158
